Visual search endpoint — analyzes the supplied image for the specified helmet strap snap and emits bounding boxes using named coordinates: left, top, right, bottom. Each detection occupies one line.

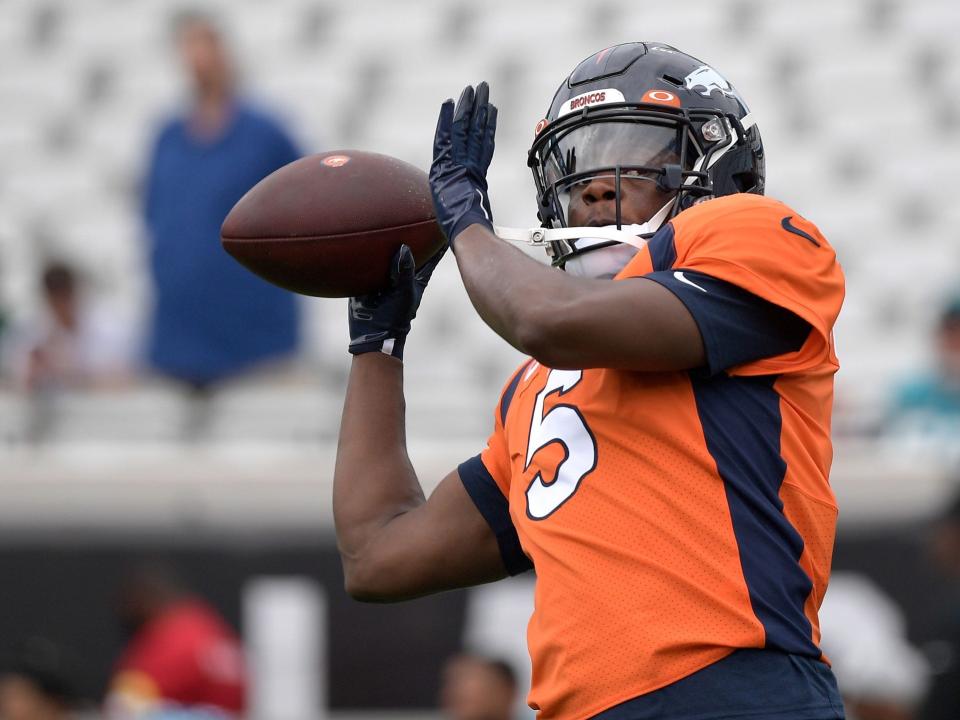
left=656, top=164, right=683, bottom=193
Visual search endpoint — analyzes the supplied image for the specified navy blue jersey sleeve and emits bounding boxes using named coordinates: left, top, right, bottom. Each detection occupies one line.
left=458, top=455, right=532, bottom=576
left=644, top=269, right=812, bottom=375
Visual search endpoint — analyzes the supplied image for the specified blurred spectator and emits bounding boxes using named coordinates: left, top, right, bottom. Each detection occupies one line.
left=819, top=572, right=929, bottom=720
left=11, top=261, right=134, bottom=392
left=440, top=653, right=518, bottom=720
left=105, top=563, right=245, bottom=720
left=920, top=490, right=960, bottom=720
left=461, top=578, right=535, bottom=719
left=0, top=301, right=8, bottom=381
left=143, top=11, right=301, bottom=391
left=887, top=298, right=960, bottom=436
left=0, top=637, right=80, bottom=720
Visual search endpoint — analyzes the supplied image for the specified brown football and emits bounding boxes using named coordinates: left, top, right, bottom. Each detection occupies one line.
left=221, top=150, right=446, bottom=297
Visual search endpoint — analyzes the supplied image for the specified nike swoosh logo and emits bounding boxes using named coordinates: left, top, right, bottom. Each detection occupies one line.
left=781, top=216, right=820, bottom=246
left=674, top=271, right=707, bottom=292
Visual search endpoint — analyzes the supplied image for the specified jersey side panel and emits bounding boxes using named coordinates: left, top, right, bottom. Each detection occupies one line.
left=689, top=372, right=820, bottom=658
left=776, top=372, right=840, bottom=654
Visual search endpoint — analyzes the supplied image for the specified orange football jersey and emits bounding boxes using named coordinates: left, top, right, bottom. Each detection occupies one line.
left=460, top=194, right=845, bottom=719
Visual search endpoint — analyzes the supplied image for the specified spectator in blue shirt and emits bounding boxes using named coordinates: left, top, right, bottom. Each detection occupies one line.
left=143, top=11, right=301, bottom=390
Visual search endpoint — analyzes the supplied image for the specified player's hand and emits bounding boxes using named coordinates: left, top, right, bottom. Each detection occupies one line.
left=429, top=82, right=498, bottom=250
left=347, top=244, right=445, bottom=360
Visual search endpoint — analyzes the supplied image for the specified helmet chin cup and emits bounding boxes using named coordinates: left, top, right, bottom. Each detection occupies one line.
left=563, top=240, right=639, bottom=279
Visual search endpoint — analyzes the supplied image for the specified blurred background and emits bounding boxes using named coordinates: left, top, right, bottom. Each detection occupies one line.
left=0, top=0, right=959, bottom=719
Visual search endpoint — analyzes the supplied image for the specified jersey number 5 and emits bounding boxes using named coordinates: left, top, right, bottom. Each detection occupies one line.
left=524, top=369, right=598, bottom=519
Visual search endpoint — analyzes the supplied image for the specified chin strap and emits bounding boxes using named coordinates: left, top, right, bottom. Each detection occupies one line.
left=493, top=224, right=650, bottom=251
left=495, top=195, right=682, bottom=255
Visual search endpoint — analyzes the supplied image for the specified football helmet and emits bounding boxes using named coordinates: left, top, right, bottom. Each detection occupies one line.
left=522, top=42, right=764, bottom=272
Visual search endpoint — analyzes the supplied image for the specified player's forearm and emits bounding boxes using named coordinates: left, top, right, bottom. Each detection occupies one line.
left=453, top=224, right=584, bottom=358
left=333, top=353, right=426, bottom=572
left=454, top=225, right=705, bottom=370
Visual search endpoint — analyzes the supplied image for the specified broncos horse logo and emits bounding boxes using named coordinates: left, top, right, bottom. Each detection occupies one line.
left=684, top=65, right=738, bottom=98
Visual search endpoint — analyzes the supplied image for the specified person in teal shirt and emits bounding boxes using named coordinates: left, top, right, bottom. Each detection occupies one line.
left=888, top=299, right=960, bottom=441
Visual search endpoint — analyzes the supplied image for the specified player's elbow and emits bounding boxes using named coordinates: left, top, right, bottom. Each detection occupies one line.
left=515, top=304, right=583, bottom=369
left=342, top=562, right=391, bottom=602
left=341, top=554, right=413, bottom=603
left=515, top=303, right=557, bottom=362
left=523, top=335, right=569, bottom=369
left=343, top=576, right=390, bottom=603
left=515, top=320, right=549, bottom=363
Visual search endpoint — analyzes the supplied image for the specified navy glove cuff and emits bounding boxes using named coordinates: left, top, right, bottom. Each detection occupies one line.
left=440, top=172, right=494, bottom=248
left=348, top=332, right=406, bottom=360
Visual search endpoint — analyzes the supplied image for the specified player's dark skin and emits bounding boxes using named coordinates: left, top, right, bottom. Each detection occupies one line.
left=335, top=177, right=706, bottom=601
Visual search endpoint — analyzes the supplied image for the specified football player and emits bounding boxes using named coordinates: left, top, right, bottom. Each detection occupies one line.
left=335, top=42, right=846, bottom=720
